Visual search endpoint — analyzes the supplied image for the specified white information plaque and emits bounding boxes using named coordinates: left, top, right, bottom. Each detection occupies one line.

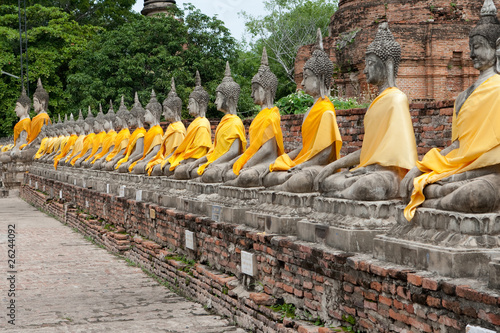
left=185, top=230, right=195, bottom=250
left=241, top=251, right=257, bottom=277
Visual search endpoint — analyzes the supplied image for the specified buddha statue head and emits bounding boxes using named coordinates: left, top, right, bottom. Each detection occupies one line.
left=74, top=109, right=84, bottom=135
left=216, top=62, right=240, bottom=114
left=364, top=22, right=401, bottom=90
left=130, top=92, right=146, bottom=128
left=15, top=87, right=31, bottom=120
left=302, top=29, right=334, bottom=98
left=84, top=106, right=95, bottom=134
left=145, top=89, right=162, bottom=125
left=94, top=104, right=106, bottom=132
left=469, top=0, right=500, bottom=73
left=104, top=100, right=116, bottom=131
left=33, top=78, right=49, bottom=114
left=251, top=47, right=278, bottom=108
left=116, top=95, right=131, bottom=130
left=65, top=113, right=76, bottom=135
left=189, top=71, right=209, bottom=118
left=163, top=78, right=182, bottom=122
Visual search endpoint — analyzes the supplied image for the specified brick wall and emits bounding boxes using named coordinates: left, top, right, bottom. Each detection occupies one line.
left=21, top=176, right=500, bottom=333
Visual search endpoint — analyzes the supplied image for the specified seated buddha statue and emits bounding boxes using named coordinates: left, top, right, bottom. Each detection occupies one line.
left=116, top=93, right=147, bottom=173
left=24, top=78, right=51, bottom=150
left=53, top=113, right=79, bottom=170
left=314, top=23, right=417, bottom=200
left=262, top=29, right=342, bottom=192
left=174, top=62, right=247, bottom=181
left=40, top=115, right=63, bottom=163
left=223, top=48, right=285, bottom=187
left=88, top=102, right=118, bottom=168
left=151, top=71, right=212, bottom=177
left=34, top=125, right=51, bottom=160
left=81, top=105, right=108, bottom=168
left=145, top=82, right=187, bottom=176
left=101, top=97, right=132, bottom=171
left=402, top=0, right=500, bottom=220
left=59, top=110, right=86, bottom=167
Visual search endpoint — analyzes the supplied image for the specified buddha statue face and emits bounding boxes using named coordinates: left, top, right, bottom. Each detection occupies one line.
left=114, top=117, right=123, bottom=131
left=74, top=124, right=82, bottom=135
left=470, top=35, right=496, bottom=71
left=188, top=98, right=200, bottom=117
left=93, top=120, right=103, bottom=133
left=251, top=83, right=267, bottom=106
left=144, top=109, right=156, bottom=125
left=301, top=69, right=321, bottom=97
left=33, top=97, right=43, bottom=114
left=163, top=106, right=176, bottom=122
left=364, top=53, right=388, bottom=86
left=215, top=91, right=229, bottom=113
left=103, top=119, right=111, bottom=131
left=15, top=102, right=29, bottom=119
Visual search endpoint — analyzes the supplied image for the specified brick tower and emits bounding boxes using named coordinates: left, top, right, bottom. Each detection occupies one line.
left=141, top=0, right=176, bottom=17
left=295, top=0, right=485, bottom=102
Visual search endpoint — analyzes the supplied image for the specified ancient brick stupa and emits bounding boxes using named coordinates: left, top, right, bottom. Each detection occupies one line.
left=295, top=0, right=484, bottom=102
left=141, top=0, right=176, bottom=16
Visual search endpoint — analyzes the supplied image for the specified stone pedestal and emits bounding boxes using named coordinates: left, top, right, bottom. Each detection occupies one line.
left=0, top=161, right=33, bottom=197
left=205, top=186, right=263, bottom=225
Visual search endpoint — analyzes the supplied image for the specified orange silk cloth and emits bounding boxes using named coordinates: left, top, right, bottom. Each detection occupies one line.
left=91, top=130, right=117, bottom=163
left=197, top=114, right=247, bottom=176
left=127, top=125, right=164, bottom=172
left=28, top=113, right=51, bottom=144
left=54, top=134, right=78, bottom=169
left=405, top=74, right=500, bottom=221
left=115, top=127, right=146, bottom=169
left=167, top=117, right=212, bottom=172
left=105, top=128, right=130, bottom=161
left=233, top=107, right=284, bottom=175
left=13, top=118, right=31, bottom=146
left=34, top=137, right=49, bottom=159
left=353, top=87, right=417, bottom=171
left=270, top=97, right=342, bottom=171
left=83, top=131, right=106, bottom=162
left=145, top=121, right=186, bottom=175
left=70, top=133, right=96, bottom=166
left=64, top=134, right=86, bottom=163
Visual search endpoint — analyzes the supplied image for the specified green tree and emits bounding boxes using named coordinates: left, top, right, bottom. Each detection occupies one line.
left=0, top=4, right=100, bottom=136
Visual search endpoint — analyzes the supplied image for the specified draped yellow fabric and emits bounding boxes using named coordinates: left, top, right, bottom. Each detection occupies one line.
left=128, top=125, right=164, bottom=172
left=197, top=114, right=247, bottom=176
left=64, top=134, right=86, bottom=163
left=105, top=128, right=130, bottom=161
left=13, top=118, right=31, bottom=146
left=51, top=136, right=66, bottom=158
left=83, top=131, right=106, bottom=162
left=352, top=88, right=417, bottom=171
left=35, top=139, right=48, bottom=158
left=167, top=117, right=212, bottom=172
left=54, top=134, right=78, bottom=169
left=70, top=133, right=95, bottom=166
left=1, top=144, right=14, bottom=152
left=91, top=130, right=117, bottom=163
left=233, top=107, right=284, bottom=175
left=43, top=137, right=57, bottom=155
left=270, top=97, right=341, bottom=172
left=28, top=113, right=51, bottom=144
left=145, top=121, right=186, bottom=175
left=405, top=74, right=500, bottom=221
left=115, top=127, right=146, bottom=169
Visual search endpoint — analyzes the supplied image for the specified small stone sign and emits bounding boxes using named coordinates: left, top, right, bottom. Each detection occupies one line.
left=241, top=251, right=257, bottom=277
left=85, top=200, right=89, bottom=208
left=59, top=190, right=63, bottom=199
left=82, top=179, right=86, bottom=188
left=149, top=208, right=156, bottom=219
left=74, top=179, right=77, bottom=185
left=466, top=325, right=496, bottom=333
left=29, top=179, right=32, bottom=187
left=35, top=182, right=38, bottom=190
left=106, top=184, right=110, bottom=194
left=185, top=230, right=195, bottom=250
left=119, top=185, right=125, bottom=197
left=212, top=205, right=222, bottom=222
left=136, top=190, right=142, bottom=202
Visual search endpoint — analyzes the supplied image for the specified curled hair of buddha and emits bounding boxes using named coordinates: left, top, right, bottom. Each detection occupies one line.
left=17, top=87, right=31, bottom=109
left=189, top=71, right=210, bottom=110
left=146, top=89, right=163, bottom=121
left=216, top=62, right=241, bottom=104
left=130, top=92, right=146, bottom=124
left=163, top=78, right=183, bottom=116
left=470, top=0, right=500, bottom=49
left=33, top=78, right=49, bottom=107
left=303, top=29, right=334, bottom=90
left=252, top=47, right=279, bottom=101
left=84, top=106, right=95, bottom=126
left=366, top=22, right=402, bottom=77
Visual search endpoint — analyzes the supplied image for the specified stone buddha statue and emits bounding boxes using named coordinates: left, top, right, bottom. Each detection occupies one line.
left=116, top=93, right=147, bottom=173
left=153, top=71, right=212, bottom=177
left=262, top=29, right=342, bottom=192
left=174, top=62, right=247, bottom=181
left=53, top=113, right=79, bottom=169
left=43, top=115, right=68, bottom=164
left=40, top=115, right=62, bottom=163
left=402, top=0, right=500, bottom=220
left=81, top=105, right=107, bottom=168
left=102, top=96, right=132, bottom=171
left=59, top=110, right=86, bottom=167
left=145, top=82, right=187, bottom=176
left=223, top=47, right=285, bottom=187
left=33, top=124, right=52, bottom=160
left=129, top=90, right=165, bottom=174
left=314, top=23, right=417, bottom=200
left=26, top=78, right=51, bottom=148
left=71, top=107, right=95, bottom=167
left=89, top=101, right=118, bottom=168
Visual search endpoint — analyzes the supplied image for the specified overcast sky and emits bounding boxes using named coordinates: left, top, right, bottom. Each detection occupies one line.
left=132, top=0, right=267, bottom=41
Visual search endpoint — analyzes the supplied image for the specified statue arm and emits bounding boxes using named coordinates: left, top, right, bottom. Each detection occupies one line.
left=313, top=150, right=361, bottom=191
left=127, top=138, right=145, bottom=163
left=142, top=144, right=161, bottom=161
left=210, top=139, right=241, bottom=166
left=187, top=156, right=208, bottom=173
left=440, top=140, right=459, bottom=156
left=287, top=147, right=301, bottom=160
left=244, top=137, right=278, bottom=169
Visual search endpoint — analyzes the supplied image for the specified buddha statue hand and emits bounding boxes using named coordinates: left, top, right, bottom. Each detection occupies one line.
left=314, top=160, right=342, bottom=192
left=400, top=166, right=423, bottom=202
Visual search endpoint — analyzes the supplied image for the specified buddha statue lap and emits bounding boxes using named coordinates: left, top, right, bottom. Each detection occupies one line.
left=314, top=23, right=417, bottom=200
left=402, top=0, right=500, bottom=220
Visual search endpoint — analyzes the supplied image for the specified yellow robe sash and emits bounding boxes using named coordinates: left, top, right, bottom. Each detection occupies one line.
left=270, top=97, right=341, bottom=171
left=145, top=121, right=187, bottom=175
left=128, top=125, right=164, bottom=172
left=44, top=137, right=57, bottom=155
left=233, top=107, right=284, bottom=175
left=54, top=134, right=78, bottom=169
left=405, top=74, right=500, bottom=221
left=106, top=128, right=130, bottom=161
left=28, top=113, right=51, bottom=144
left=197, top=114, right=247, bottom=176
left=13, top=118, right=31, bottom=146
left=167, top=117, right=212, bottom=172
left=70, top=133, right=96, bottom=166
left=51, top=136, right=65, bottom=157
left=64, top=134, right=86, bottom=163
left=83, top=131, right=106, bottom=162
left=115, top=127, right=146, bottom=169
left=91, top=130, right=117, bottom=163
left=353, top=88, right=417, bottom=171
left=34, top=137, right=49, bottom=159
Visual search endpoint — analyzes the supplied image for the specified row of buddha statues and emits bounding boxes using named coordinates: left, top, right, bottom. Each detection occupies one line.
left=3, top=0, right=500, bottom=222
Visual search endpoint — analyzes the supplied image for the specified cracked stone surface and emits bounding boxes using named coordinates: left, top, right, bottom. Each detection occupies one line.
left=0, top=196, right=245, bottom=333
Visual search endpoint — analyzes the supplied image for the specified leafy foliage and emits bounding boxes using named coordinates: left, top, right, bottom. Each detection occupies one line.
left=276, top=91, right=369, bottom=115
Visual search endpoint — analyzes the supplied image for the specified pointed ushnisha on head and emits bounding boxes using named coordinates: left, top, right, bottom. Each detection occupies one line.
left=146, top=89, right=162, bottom=121
left=118, top=96, right=128, bottom=113
left=77, top=109, right=85, bottom=125
left=105, top=100, right=117, bottom=122
left=116, top=95, right=131, bottom=123
left=95, top=103, right=106, bottom=125
left=470, top=0, right=500, bottom=48
left=17, top=87, right=31, bottom=109
left=85, top=106, right=95, bottom=125
left=303, top=28, right=334, bottom=90
left=216, top=62, right=241, bottom=104
left=366, top=22, right=402, bottom=77
left=252, top=47, right=279, bottom=99
left=33, top=77, right=49, bottom=106
left=57, top=114, right=62, bottom=124
left=130, top=92, right=146, bottom=122
left=163, top=78, right=183, bottom=116
left=190, top=70, right=210, bottom=110
left=64, top=114, right=68, bottom=123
